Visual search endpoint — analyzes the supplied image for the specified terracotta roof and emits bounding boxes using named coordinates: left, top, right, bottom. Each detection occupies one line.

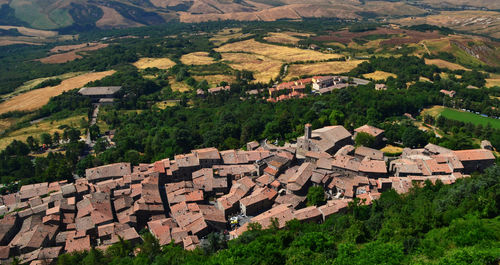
left=183, top=235, right=200, bottom=250
left=287, top=162, right=315, bottom=191
left=198, top=204, right=226, bottom=224
left=425, top=143, right=452, bottom=155
left=19, top=183, right=48, bottom=201
left=251, top=203, right=294, bottom=229
left=0, top=246, right=8, bottom=260
left=85, top=163, right=131, bottom=182
left=293, top=206, right=322, bottom=222
left=318, top=199, right=351, bottom=220
left=332, top=155, right=360, bottom=172
left=65, top=234, right=90, bottom=253
left=192, top=147, right=221, bottom=160
left=305, top=151, right=332, bottom=160
left=354, top=125, right=384, bottom=137
left=174, top=153, right=200, bottom=168
left=256, top=174, right=274, bottom=186
left=298, top=126, right=352, bottom=153
left=355, top=146, right=384, bottom=160
left=274, top=194, right=306, bottom=209
left=359, top=158, right=387, bottom=174
left=240, top=192, right=268, bottom=208
left=453, top=149, right=495, bottom=161
left=264, top=166, right=278, bottom=176
left=171, top=227, right=189, bottom=244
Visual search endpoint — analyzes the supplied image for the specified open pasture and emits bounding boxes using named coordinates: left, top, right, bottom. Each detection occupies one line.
left=363, top=71, right=397, bottom=81
left=0, top=70, right=115, bottom=115
left=422, top=106, right=500, bottom=130
left=181, top=52, right=215, bottom=65
left=220, top=52, right=282, bottom=83
left=0, top=115, right=86, bottom=151
left=286, top=60, right=365, bottom=80
left=216, top=39, right=343, bottom=62
left=38, top=43, right=108, bottom=64
left=133, top=58, right=176, bottom=70
left=424, top=59, right=469, bottom=71
left=264, top=32, right=310, bottom=45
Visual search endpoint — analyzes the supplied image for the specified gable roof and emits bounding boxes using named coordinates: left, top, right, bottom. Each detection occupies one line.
left=453, top=149, right=495, bottom=161
left=78, top=86, right=121, bottom=96
left=354, top=125, right=384, bottom=137
left=299, top=126, right=352, bottom=152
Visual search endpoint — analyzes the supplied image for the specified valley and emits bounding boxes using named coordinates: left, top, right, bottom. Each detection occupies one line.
left=0, top=9, right=498, bottom=265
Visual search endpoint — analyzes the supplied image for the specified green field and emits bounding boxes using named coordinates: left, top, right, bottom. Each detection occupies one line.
left=440, top=108, right=500, bottom=129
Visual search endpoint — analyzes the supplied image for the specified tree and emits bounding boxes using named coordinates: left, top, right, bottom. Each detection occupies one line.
left=40, top=133, right=52, bottom=147
left=137, top=231, right=160, bottom=261
left=355, top=132, right=375, bottom=148
left=53, top=131, right=60, bottom=146
left=124, top=150, right=141, bottom=166
left=307, top=186, right=326, bottom=206
left=66, top=128, right=81, bottom=142
left=402, top=126, right=427, bottom=148
left=94, top=138, right=109, bottom=154
left=89, top=124, right=100, bottom=141
left=329, top=110, right=345, bottom=125
left=203, top=232, right=227, bottom=254
left=106, top=236, right=133, bottom=259
left=26, top=136, right=39, bottom=151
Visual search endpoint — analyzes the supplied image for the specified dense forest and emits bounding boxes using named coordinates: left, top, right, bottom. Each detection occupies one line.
left=54, top=165, right=500, bottom=265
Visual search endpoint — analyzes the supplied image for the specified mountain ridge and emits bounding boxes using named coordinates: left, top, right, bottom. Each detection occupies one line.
left=1, top=0, right=499, bottom=31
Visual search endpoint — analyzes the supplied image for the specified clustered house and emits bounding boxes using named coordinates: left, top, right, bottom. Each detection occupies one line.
left=0, top=124, right=495, bottom=263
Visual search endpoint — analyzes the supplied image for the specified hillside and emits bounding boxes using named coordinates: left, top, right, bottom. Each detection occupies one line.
left=1, top=0, right=500, bottom=32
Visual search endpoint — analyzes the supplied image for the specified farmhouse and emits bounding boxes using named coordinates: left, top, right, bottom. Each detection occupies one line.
left=78, top=86, right=122, bottom=104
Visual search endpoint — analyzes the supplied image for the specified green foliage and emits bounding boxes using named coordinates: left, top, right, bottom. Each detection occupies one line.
left=89, top=124, right=100, bottom=141
left=402, top=126, right=427, bottom=148
left=406, top=24, right=454, bottom=35
left=307, top=186, right=326, bottom=206
left=32, top=78, right=62, bottom=90
left=355, top=132, right=375, bottom=148
left=350, top=55, right=440, bottom=84
left=348, top=24, right=378, bottom=33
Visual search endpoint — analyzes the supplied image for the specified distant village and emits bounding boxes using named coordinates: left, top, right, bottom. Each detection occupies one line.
left=0, top=119, right=496, bottom=264
left=195, top=75, right=371, bottom=102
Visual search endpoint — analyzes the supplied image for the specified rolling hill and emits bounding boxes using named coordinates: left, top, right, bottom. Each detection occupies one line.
left=0, top=0, right=499, bottom=32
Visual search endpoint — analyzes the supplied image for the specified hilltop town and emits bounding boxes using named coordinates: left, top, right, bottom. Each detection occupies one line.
left=0, top=122, right=495, bottom=264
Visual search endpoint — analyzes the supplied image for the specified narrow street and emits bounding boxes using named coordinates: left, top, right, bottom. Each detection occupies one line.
left=85, top=104, right=100, bottom=148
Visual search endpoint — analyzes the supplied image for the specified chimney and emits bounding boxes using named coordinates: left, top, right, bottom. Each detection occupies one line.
left=305, top=123, right=312, bottom=140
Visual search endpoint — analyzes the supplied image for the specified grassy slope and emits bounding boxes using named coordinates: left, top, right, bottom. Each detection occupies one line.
left=440, top=108, right=500, bottom=129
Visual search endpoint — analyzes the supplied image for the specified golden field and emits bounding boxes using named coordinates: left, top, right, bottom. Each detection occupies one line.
left=181, top=52, right=215, bottom=65
left=425, top=58, right=469, bottom=71
left=286, top=60, right=365, bottom=80
left=209, top=28, right=250, bottom=46
left=2, top=72, right=86, bottom=100
left=0, top=115, right=86, bottom=150
left=133, top=57, right=176, bottom=70
left=363, top=71, right=397, bottom=81
left=0, top=71, right=115, bottom=115
left=168, top=77, right=191, bottom=92
left=263, top=32, right=310, bottom=45
left=193, top=75, right=236, bottom=87
left=486, top=73, right=500, bottom=88
left=220, top=52, right=282, bottom=83
left=216, top=39, right=343, bottom=62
